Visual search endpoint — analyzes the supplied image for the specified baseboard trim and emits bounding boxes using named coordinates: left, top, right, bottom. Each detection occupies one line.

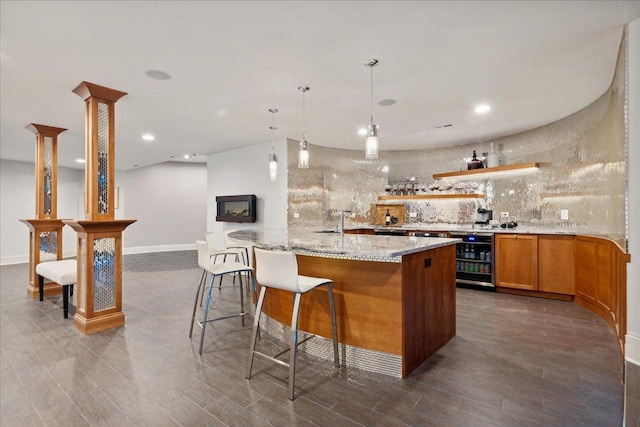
left=626, top=333, right=640, bottom=366
left=1, top=250, right=77, bottom=266
left=0, top=254, right=28, bottom=265
left=123, top=243, right=196, bottom=255
left=1, top=246, right=195, bottom=265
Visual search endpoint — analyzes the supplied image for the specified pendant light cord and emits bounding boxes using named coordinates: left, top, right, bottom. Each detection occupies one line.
left=269, top=108, right=277, bottom=150
left=370, top=64, right=374, bottom=125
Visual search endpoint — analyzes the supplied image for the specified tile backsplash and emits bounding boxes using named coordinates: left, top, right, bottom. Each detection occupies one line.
left=288, top=35, right=626, bottom=247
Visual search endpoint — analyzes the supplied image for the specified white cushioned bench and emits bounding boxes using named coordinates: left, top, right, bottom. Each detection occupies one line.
left=35, top=259, right=77, bottom=319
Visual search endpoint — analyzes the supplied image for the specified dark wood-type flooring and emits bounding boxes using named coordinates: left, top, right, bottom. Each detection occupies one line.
left=0, top=251, right=623, bottom=426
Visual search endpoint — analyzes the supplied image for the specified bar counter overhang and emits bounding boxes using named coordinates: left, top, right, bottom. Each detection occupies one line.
left=230, top=230, right=459, bottom=377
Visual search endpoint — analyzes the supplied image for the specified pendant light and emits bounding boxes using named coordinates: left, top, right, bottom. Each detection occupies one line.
left=268, top=108, right=278, bottom=182
left=365, top=59, right=379, bottom=159
left=298, top=86, right=310, bottom=168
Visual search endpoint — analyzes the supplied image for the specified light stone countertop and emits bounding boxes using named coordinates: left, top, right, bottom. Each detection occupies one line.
left=343, top=223, right=615, bottom=236
left=228, top=229, right=460, bottom=263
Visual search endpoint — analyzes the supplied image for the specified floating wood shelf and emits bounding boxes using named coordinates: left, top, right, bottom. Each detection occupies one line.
left=378, top=194, right=482, bottom=200
left=432, top=162, right=540, bottom=179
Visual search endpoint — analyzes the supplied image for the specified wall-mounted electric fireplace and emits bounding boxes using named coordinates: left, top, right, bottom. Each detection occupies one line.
left=216, top=194, right=257, bottom=223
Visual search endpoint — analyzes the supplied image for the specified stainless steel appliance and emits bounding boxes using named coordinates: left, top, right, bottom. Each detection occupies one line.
left=374, top=228, right=406, bottom=236
left=476, top=208, right=493, bottom=225
left=450, top=232, right=495, bottom=290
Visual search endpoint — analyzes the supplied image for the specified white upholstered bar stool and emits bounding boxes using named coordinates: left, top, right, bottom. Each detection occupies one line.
left=190, top=240, right=255, bottom=354
left=245, top=248, right=340, bottom=400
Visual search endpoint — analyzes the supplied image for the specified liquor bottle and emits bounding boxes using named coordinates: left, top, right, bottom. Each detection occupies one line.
left=470, top=245, right=475, bottom=259
left=465, top=245, right=470, bottom=259
left=385, top=209, right=391, bottom=226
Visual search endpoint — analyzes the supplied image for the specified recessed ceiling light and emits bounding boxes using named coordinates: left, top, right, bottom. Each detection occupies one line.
left=184, top=154, right=196, bottom=159
left=145, top=70, right=171, bottom=80
left=475, top=104, right=491, bottom=114
left=142, top=133, right=155, bottom=141
left=358, top=128, right=367, bottom=136
left=76, top=158, right=85, bottom=163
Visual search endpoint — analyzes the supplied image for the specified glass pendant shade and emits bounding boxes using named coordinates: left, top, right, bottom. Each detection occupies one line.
left=298, top=86, right=310, bottom=169
left=364, top=59, right=380, bottom=159
left=365, top=124, right=379, bottom=159
left=267, top=108, right=278, bottom=182
left=268, top=151, right=278, bottom=182
left=298, top=138, right=309, bottom=168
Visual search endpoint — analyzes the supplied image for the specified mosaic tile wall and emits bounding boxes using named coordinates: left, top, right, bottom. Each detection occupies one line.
left=288, top=36, right=626, bottom=246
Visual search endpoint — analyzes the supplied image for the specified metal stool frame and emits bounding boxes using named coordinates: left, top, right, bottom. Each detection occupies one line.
left=245, top=248, right=340, bottom=400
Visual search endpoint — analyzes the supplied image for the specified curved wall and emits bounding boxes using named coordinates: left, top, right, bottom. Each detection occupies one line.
left=288, top=35, right=627, bottom=247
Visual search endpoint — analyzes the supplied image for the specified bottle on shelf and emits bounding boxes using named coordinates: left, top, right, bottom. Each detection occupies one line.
left=385, top=209, right=391, bottom=226
left=470, top=245, right=475, bottom=259
left=465, top=245, right=470, bottom=259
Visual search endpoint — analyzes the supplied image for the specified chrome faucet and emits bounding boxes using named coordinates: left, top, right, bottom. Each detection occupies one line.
left=340, top=210, right=353, bottom=236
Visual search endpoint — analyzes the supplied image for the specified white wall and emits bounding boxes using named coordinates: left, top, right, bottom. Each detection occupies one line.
left=207, top=139, right=288, bottom=250
left=122, top=161, right=207, bottom=252
left=0, top=160, right=82, bottom=264
left=0, top=159, right=207, bottom=263
left=626, top=18, right=640, bottom=365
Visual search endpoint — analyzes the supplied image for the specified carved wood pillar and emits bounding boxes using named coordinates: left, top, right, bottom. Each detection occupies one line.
left=20, top=124, right=67, bottom=299
left=65, top=81, right=136, bottom=334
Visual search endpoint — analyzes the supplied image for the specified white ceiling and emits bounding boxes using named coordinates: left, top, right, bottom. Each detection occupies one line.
left=2, top=1, right=639, bottom=170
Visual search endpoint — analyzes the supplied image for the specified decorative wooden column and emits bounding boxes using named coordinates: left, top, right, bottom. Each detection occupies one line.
left=64, top=81, right=136, bottom=335
left=20, top=124, right=67, bottom=299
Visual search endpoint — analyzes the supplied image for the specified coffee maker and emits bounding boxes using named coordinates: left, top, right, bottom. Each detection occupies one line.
left=476, top=208, right=493, bottom=225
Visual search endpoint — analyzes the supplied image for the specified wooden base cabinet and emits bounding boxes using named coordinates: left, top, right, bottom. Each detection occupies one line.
left=495, top=234, right=538, bottom=290
left=538, top=235, right=575, bottom=295
left=496, top=234, right=576, bottom=295
left=574, top=235, right=628, bottom=355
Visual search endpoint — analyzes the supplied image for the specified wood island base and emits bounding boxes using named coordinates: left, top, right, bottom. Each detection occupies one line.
left=258, top=244, right=456, bottom=378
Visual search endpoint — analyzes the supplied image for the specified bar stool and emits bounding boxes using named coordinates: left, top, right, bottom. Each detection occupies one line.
left=224, top=229, right=253, bottom=293
left=223, top=229, right=251, bottom=267
left=189, top=240, right=255, bottom=354
left=199, top=232, right=246, bottom=305
left=245, top=248, right=340, bottom=400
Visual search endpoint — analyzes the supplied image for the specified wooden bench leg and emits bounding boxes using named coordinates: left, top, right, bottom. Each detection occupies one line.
left=62, top=285, right=70, bottom=319
left=38, top=275, right=44, bottom=301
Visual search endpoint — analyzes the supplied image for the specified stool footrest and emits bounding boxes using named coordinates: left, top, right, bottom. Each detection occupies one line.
left=253, top=350, right=290, bottom=369
left=270, top=334, right=316, bottom=359
left=194, top=311, right=250, bottom=329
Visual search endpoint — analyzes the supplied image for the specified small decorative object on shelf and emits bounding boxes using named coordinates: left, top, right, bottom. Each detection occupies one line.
left=467, top=150, right=484, bottom=170
left=432, top=162, right=539, bottom=179
left=386, top=177, right=420, bottom=196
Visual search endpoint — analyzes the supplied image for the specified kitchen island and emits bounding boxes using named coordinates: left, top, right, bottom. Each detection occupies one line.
left=229, top=230, right=459, bottom=378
